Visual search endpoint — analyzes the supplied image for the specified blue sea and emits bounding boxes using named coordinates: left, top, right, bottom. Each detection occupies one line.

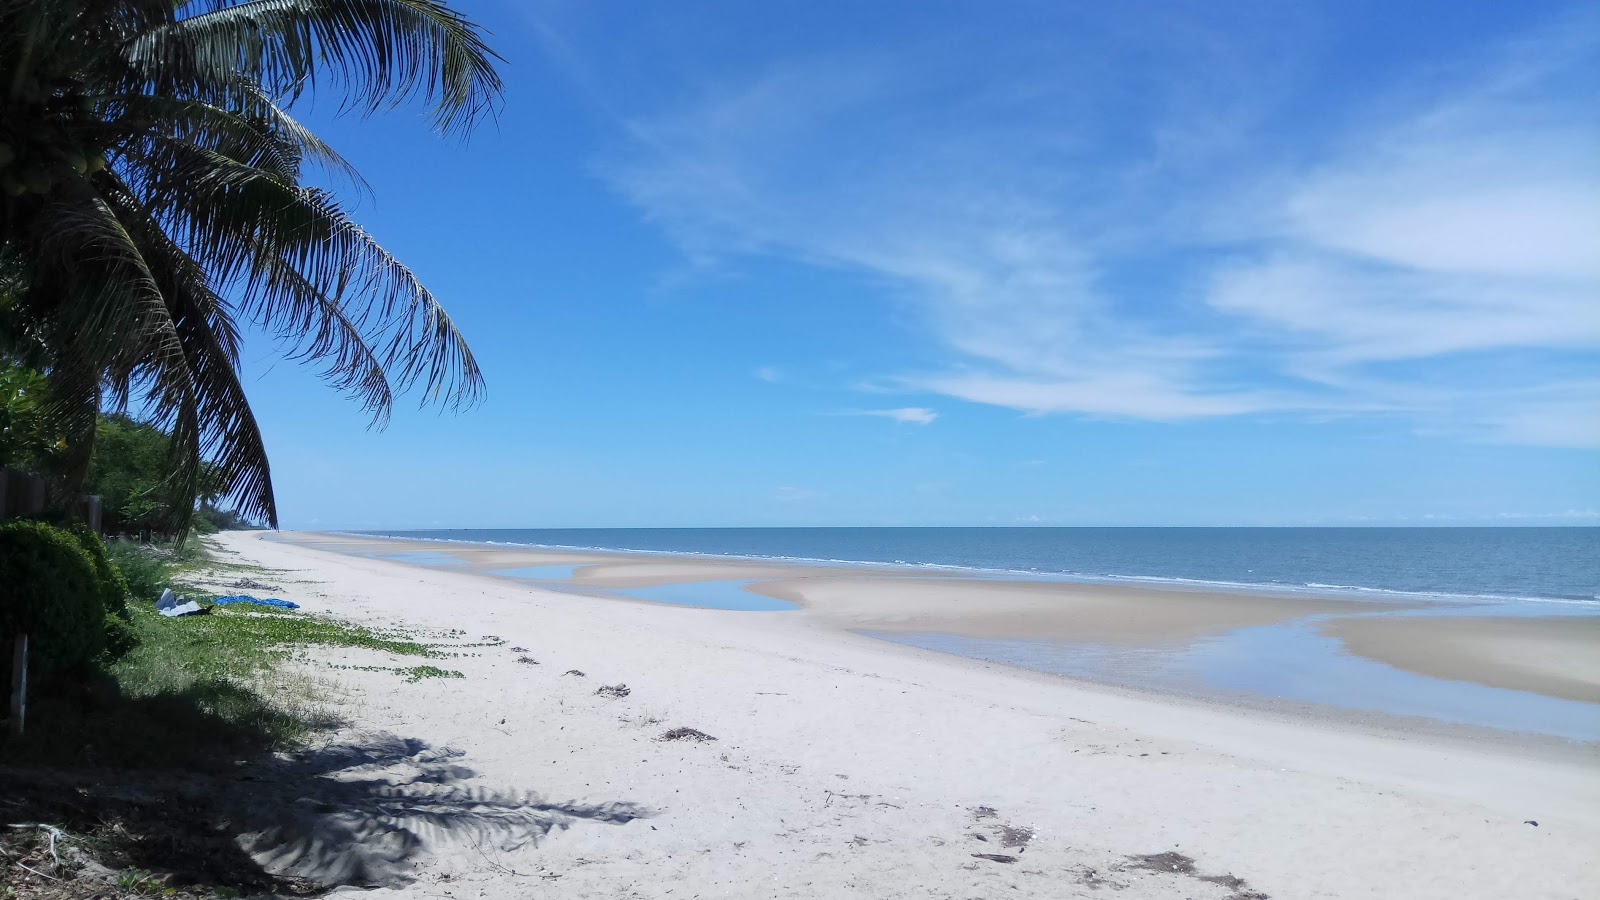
left=318, top=526, right=1600, bottom=738
left=355, top=527, right=1599, bottom=605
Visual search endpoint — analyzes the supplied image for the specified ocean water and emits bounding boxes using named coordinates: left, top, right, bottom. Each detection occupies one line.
left=321, top=527, right=1599, bottom=737
left=356, top=527, right=1599, bottom=604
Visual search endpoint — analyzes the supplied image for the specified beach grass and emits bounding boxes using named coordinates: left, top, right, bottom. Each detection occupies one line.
left=2, top=545, right=441, bottom=770
left=0, top=543, right=480, bottom=897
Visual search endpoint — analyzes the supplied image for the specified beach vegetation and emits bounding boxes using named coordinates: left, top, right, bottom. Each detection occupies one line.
left=86, top=412, right=256, bottom=537
left=1, top=592, right=443, bottom=770
left=52, top=515, right=138, bottom=658
left=0, top=358, right=63, bottom=473
left=105, top=537, right=179, bottom=603
left=0, top=518, right=110, bottom=674
left=86, top=413, right=203, bottom=536
left=0, top=0, right=504, bottom=542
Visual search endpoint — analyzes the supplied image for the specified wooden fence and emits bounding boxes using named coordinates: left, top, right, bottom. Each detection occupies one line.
left=0, top=468, right=101, bottom=532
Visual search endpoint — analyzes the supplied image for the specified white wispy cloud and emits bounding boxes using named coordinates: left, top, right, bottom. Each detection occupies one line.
left=838, top=407, right=938, bottom=425
left=1197, top=17, right=1600, bottom=443
left=581, top=6, right=1599, bottom=445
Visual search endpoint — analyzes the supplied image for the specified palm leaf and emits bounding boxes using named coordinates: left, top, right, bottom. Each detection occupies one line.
left=128, top=134, right=483, bottom=412
left=127, top=0, right=503, bottom=136
left=1, top=0, right=503, bottom=539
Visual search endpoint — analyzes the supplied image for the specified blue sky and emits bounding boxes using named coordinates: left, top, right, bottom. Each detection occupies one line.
left=240, top=0, right=1599, bottom=528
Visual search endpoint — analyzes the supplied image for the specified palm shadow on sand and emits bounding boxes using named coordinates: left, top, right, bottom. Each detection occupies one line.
left=1, top=730, right=650, bottom=891
left=232, top=731, right=651, bottom=887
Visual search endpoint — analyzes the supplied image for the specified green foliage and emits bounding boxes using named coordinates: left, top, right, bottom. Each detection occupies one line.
left=86, top=413, right=181, bottom=535
left=113, top=868, right=171, bottom=897
left=14, top=512, right=142, bottom=661
left=2, top=602, right=439, bottom=768
left=0, top=0, right=503, bottom=541
left=0, top=359, right=62, bottom=473
left=195, top=501, right=251, bottom=532
left=402, top=665, right=463, bottom=682
left=105, top=539, right=175, bottom=604
left=328, top=663, right=465, bottom=682
left=53, top=520, right=131, bottom=619
left=124, top=607, right=440, bottom=676
left=83, top=413, right=253, bottom=539
left=0, top=519, right=105, bottom=673
left=102, top=611, right=138, bottom=662
left=50, top=519, right=137, bottom=660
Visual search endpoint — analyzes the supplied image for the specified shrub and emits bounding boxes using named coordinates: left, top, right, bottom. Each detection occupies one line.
left=0, top=520, right=107, bottom=673
left=59, top=523, right=137, bottom=660
left=18, top=516, right=138, bottom=660
left=105, top=539, right=174, bottom=605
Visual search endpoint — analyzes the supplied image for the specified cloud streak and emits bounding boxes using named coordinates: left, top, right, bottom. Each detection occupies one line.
left=578, top=5, right=1599, bottom=445
left=838, top=407, right=939, bottom=425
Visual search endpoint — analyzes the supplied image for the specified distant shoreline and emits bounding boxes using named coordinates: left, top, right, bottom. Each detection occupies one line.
left=328, top=526, right=1600, bottom=607
left=275, top=530, right=1600, bottom=741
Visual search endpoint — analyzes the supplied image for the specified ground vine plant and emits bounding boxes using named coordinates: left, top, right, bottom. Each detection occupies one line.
left=0, top=0, right=503, bottom=539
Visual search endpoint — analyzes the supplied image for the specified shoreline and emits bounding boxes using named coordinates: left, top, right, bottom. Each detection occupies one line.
left=262, top=531, right=1600, bottom=759
left=325, top=528, right=1599, bottom=608
left=273, top=530, right=1600, bottom=739
left=211, top=531, right=1600, bottom=897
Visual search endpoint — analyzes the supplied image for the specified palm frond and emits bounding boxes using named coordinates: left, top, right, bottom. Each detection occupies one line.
left=20, top=189, right=197, bottom=512
left=128, top=134, right=483, bottom=412
left=1, top=0, right=502, bottom=539
left=99, top=167, right=279, bottom=531
left=127, top=0, right=503, bottom=136
left=104, top=88, right=370, bottom=191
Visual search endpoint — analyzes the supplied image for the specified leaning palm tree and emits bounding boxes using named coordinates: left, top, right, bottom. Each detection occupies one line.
left=0, top=0, right=502, bottom=538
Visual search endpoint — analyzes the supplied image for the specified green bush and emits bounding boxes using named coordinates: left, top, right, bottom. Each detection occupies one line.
left=17, top=516, right=138, bottom=660
left=55, top=522, right=131, bottom=618
left=60, top=523, right=137, bottom=660
left=105, top=539, right=174, bottom=605
left=0, top=520, right=107, bottom=673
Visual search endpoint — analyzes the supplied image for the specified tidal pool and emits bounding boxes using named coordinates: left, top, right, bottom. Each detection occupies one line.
left=863, top=608, right=1600, bottom=742
left=605, top=579, right=797, bottom=611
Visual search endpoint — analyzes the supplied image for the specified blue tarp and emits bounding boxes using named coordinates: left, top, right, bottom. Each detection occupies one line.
left=212, top=594, right=300, bottom=610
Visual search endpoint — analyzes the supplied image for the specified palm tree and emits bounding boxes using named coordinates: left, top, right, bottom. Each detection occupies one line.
left=0, top=0, right=502, bottom=538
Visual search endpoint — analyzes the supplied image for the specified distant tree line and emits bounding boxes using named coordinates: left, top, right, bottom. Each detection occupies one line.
left=2, top=358, right=250, bottom=538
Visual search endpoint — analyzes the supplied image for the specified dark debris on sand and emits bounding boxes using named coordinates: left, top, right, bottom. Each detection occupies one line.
left=658, top=727, right=717, bottom=742
left=1128, top=851, right=1196, bottom=875
left=596, top=684, right=630, bottom=698
left=1125, top=851, right=1269, bottom=900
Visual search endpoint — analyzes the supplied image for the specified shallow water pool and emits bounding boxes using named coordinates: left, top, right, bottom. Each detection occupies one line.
left=863, top=611, right=1600, bottom=742
left=605, top=579, right=797, bottom=611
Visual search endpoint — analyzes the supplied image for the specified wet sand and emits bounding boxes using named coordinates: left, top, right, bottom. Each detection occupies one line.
left=1325, top=615, right=1600, bottom=703
left=290, top=531, right=1397, bottom=642
left=285, top=532, right=1600, bottom=705
left=753, top=575, right=1397, bottom=643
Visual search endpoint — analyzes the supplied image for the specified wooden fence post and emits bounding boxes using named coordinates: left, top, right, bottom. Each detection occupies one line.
left=7, top=633, right=26, bottom=738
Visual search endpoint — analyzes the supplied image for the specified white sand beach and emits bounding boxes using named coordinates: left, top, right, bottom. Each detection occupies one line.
left=212, top=531, right=1600, bottom=899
